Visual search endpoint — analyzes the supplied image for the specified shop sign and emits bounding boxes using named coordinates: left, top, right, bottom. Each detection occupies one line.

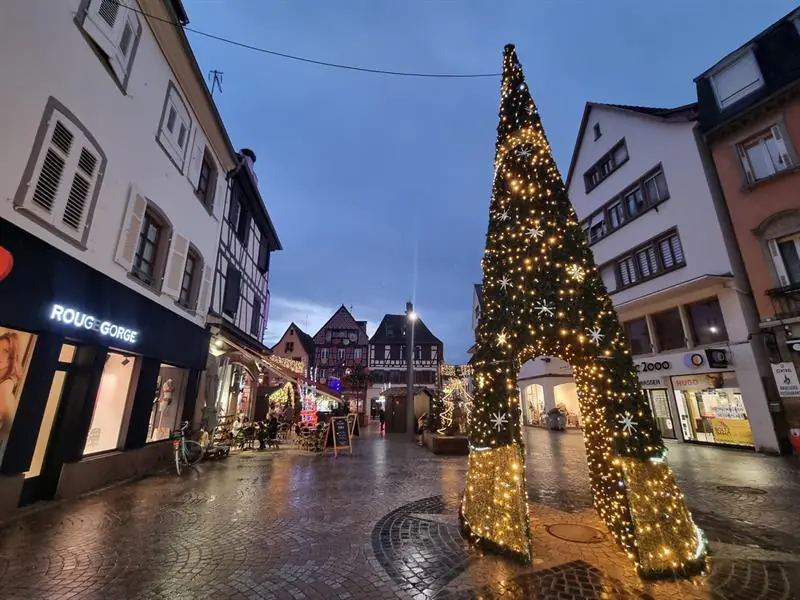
left=684, top=353, right=704, bottom=368
left=771, top=362, right=800, bottom=398
left=705, top=348, right=728, bottom=369
left=49, top=303, right=139, bottom=344
left=639, top=377, right=664, bottom=388
left=635, top=360, right=671, bottom=373
left=709, top=418, right=754, bottom=446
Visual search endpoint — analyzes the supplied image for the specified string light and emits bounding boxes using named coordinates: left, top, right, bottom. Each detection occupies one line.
left=461, top=44, right=707, bottom=578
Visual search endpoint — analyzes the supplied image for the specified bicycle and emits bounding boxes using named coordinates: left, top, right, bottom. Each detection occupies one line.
left=172, top=422, right=204, bottom=476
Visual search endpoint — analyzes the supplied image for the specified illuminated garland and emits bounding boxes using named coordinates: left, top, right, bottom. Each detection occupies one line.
left=268, top=382, right=295, bottom=406
left=438, top=376, right=474, bottom=435
left=461, top=44, right=707, bottom=578
left=441, top=363, right=473, bottom=378
left=267, top=355, right=305, bottom=375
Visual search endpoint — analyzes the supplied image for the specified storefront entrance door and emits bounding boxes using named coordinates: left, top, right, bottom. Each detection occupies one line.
left=387, top=397, right=407, bottom=433
left=646, top=388, right=676, bottom=440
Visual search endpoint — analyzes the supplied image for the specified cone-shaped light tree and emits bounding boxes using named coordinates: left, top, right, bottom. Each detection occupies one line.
left=461, top=45, right=707, bottom=578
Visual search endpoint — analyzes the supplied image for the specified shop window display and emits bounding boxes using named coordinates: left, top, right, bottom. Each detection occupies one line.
left=83, top=352, right=136, bottom=455
left=672, top=371, right=753, bottom=447
left=147, top=364, right=189, bottom=442
left=0, top=327, right=36, bottom=465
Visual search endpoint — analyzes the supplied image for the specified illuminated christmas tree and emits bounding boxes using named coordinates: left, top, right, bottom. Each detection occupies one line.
left=461, top=45, right=707, bottom=578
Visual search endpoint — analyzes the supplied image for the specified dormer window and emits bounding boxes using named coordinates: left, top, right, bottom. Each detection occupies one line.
left=710, top=50, right=764, bottom=109
left=593, top=123, right=601, bottom=140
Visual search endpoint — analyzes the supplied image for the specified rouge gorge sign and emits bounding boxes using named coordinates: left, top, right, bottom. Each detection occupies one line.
left=49, top=304, right=139, bottom=344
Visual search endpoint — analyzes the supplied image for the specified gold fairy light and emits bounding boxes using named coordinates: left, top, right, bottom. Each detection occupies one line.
left=462, top=44, right=706, bottom=578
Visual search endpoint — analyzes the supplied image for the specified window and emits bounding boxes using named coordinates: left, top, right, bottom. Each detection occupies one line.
left=146, top=364, right=189, bottom=442
left=770, top=234, right=800, bottom=287
left=624, top=187, right=646, bottom=218
left=14, top=100, right=105, bottom=247
left=83, top=352, right=135, bottom=455
left=659, top=233, right=685, bottom=269
left=617, top=256, right=637, bottom=287
left=337, top=348, right=345, bottom=361
left=608, top=202, right=625, bottom=229
left=257, top=237, right=270, bottom=273
left=624, top=318, right=651, bottom=355
left=354, top=347, right=362, bottom=360
left=588, top=212, right=606, bottom=242
left=196, top=153, right=216, bottom=207
left=320, top=348, right=329, bottom=361
left=737, top=125, right=793, bottom=183
left=78, top=0, right=141, bottom=89
left=583, top=139, right=629, bottom=193
left=643, top=171, right=669, bottom=203
left=386, top=325, right=395, bottom=337
left=132, top=211, right=164, bottom=285
left=651, top=309, right=685, bottom=351
left=222, top=265, right=241, bottom=317
left=0, top=328, right=37, bottom=466
left=593, top=123, right=602, bottom=140
left=228, top=185, right=241, bottom=225
left=285, top=341, right=295, bottom=353
left=177, top=247, right=200, bottom=308
left=710, top=50, right=763, bottom=109
left=686, top=297, right=729, bottom=345
left=236, top=205, right=250, bottom=244
left=157, top=84, right=192, bottom=170
left=251, top=298, right=262, bottom=337
left=636, top=246, right=658, bottom=278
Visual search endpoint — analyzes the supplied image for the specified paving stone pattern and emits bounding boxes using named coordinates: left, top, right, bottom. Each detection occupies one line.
left=0, top=428, right=799, bottom=599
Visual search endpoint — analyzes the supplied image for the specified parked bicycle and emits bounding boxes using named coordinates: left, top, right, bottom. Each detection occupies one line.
left=172, top=421, right=204, bottom=476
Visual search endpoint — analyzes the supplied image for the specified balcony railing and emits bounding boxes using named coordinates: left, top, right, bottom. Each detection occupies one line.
left=766, top=284, right=800, bottom=319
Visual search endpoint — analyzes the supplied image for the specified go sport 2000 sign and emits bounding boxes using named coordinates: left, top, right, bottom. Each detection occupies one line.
left=49, top=304, right=139, bottom=344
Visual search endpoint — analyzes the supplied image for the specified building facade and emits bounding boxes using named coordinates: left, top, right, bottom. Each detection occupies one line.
left=695, top=8, right=800, bottom=449
left=367, top=314, right=444, bottom=418
left=550, top=101, right=780, bottom=452
left=201, top=149, right=282, bottom=428
left=312, top=306, right=369, bottom=415
left=270, top=322, right=316, bottom=378
left=0, top=0, right=239, bottom=515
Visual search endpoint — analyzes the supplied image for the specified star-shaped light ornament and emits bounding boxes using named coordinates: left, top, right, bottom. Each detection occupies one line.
left=496, top=330, right=509, bottom=346
left=617, top=414, right=638, bottom=435
left=517, top=147, right=532, bottom=159
left=587, top=326, right=604, bottom=345
left=490, top=411, right=509, bottom=432
left=525, top=105, right=534, bottom=116
left=566, top=264, right=586, bottom=282
left=499, top=275, right=511, bottom=291
left=535, top=300, right=555, bottom=317
left=527, top=226, right=544, bottom=241
left=499, top=210, right=511, bottom=222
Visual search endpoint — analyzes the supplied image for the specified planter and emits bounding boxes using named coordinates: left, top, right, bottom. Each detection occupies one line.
left=425, top=433, right=469, bottom=455
left=547, top=412, right=567, bottom=431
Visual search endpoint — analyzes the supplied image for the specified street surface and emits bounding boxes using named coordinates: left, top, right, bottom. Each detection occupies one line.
left=1, top=427, right=799, bottom=599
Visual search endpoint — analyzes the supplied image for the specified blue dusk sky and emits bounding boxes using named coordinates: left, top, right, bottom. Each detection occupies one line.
left=183, top=0, right=797, bottom=362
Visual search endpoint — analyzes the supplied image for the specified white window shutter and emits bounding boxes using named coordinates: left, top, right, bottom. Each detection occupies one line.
left=59, top=144, right=101, bottom=237
left=186, top=128, right=206, bottom=190
left=24, top=115, right=75, bottom=221
left=196, top=264, right=215, bottom=315
left=162, top=234, right=190, bottom=299
left=213, top=173, right=228, bottom=220
left=771, top=125, right=792, bottom=168
left=84, top=0, right=124, bottom=59
left=110, top=13, right=139, bottom=83
left=768, top=239, right=790, bottom=287
left=115, top=185, right=147, bottom=271
left=736, top=144, right=755, bottom=183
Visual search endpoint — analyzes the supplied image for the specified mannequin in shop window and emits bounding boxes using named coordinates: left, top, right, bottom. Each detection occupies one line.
left=0, top=332, right=23, bottom=455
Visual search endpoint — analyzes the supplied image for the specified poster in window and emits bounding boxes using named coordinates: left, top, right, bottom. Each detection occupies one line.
left=0, top=327, right=36, bottom=464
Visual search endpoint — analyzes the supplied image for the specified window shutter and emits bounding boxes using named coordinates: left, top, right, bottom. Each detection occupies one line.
left=196, top=263, right=215, bottom=315
left=186, top=128, right=207, bottom=190
left=162, top=234, right=189, bottom=299
left=257, top=237, right=269, bottom=272
left=25, top=117, right=75, bottom=220
left=768, top=239, right=790, bottom=287
left=222, top=266, right=241, bottom=315
left=115, top=185, right=147, bottom=271
left=213, top=173, right=227, bottom=220
left=736, top=144, right=755, bottom=183
left=110, top=12, right=139, bottom=83
left=770, top=125, right=792, bottom=168
left=83, top=0, right=125, bottom=59
left=60, top=146, right=100, bottom=237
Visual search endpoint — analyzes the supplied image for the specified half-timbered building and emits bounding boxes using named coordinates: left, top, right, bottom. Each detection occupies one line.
left=367, top=314, right=444, bottom=417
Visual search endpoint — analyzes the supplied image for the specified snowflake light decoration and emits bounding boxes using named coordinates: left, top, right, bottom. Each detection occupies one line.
left=490, top=411, right=509, bottom=432
left=617, top=414, right=638, bottom=435
left=535, top=300, right=555, bottom=317
left=527, top=226, right=544, bottom=241
left=587, top=326, right=604, bottom=345
left=499, top=275, right=511, bottom=290
left=566, top=264, right=586, bottom=282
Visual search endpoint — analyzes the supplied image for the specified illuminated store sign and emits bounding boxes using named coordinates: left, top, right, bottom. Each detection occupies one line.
left=49, top=304, right=139, bottom=344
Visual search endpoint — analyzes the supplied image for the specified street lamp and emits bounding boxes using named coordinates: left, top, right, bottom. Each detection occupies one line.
left=405, top=301, right=417, bottom=440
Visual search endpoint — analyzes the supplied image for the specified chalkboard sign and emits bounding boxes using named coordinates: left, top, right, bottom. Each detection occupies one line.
left=324, top=416, right=352, bottom=455
left=347, top=413, right=360, bottom=437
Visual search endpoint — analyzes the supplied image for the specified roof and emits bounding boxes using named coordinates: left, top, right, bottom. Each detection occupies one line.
left=369, top=314, right=443, bottom=346
left=473, top=284, right=483, bottom=307
left=563, top=101, right=697, bottom=192
left=313, top=305, right=369, bottom=346
left=270, top=322, right=315, bottom=356
left=694, top=7, right=800, bottom=81
left=233, top=159, right=283, bottom=251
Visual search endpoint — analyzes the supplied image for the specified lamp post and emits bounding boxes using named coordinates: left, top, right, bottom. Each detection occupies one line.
left=405, top=302, right=417, bottom=440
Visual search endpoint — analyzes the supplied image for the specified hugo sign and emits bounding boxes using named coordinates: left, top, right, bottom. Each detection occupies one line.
left=49, top=304, right=139, bottom=344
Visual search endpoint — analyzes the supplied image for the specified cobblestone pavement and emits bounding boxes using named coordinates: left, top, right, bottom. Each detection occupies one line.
left=1, top=427, right=800, bottom=599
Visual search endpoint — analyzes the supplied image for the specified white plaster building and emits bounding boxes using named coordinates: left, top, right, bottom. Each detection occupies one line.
left=526, top=101, right=780, bottom=453
left=0, top=0, right=245, bottom=513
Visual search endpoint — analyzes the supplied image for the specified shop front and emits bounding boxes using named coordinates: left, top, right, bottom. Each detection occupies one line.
left=0, top=217, right=208, bottom=516
left=634, top=349, right=760, bottom=449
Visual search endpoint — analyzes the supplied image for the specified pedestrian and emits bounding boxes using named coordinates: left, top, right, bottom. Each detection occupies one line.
left=417, top=412, right=428, bottom=446
left=378, top=407, right=386, bottom=433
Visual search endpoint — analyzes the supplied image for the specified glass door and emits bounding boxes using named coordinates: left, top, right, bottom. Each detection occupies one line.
left=646, top=388, right=676, bottom=439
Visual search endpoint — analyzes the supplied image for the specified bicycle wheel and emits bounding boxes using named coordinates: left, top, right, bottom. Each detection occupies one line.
left=183, top=440, right=204, bottom=466
left=174, top=447, right=182, bottom=476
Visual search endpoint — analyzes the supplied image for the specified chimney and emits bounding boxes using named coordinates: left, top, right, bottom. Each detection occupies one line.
left=240, top=148, right=257, bottom=184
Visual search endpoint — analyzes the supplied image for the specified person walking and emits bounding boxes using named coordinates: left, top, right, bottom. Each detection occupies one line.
left=378, top=407, right=386, bottom=433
